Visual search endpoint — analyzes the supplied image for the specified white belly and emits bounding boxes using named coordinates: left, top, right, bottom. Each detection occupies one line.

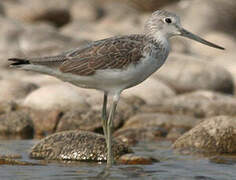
left=59, top=55, right=167, bottom=93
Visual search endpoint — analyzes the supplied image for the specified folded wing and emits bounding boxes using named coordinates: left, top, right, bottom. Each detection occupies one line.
left=59, top=34, right=144, bottom=76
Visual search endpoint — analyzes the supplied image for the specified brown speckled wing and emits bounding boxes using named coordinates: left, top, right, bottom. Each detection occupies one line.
left=59, top=34, right=145, bottom=76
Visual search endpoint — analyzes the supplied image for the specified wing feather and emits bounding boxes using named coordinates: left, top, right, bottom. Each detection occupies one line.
left=59, top=34, right=145, bottom=76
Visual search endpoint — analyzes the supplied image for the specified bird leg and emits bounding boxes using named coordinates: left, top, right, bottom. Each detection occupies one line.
left=106, top=93, right=120, bottom=167
left=102, top=92, right=108, bottom=142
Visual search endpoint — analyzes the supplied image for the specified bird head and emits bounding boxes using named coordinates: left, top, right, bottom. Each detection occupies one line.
left=145, top=10, right=224, bottom=50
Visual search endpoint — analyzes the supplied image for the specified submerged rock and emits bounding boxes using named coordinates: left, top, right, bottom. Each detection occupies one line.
left=0, top=158, right=42, bottom=166
left=118, top=153, right=159, bottom=165
left=173, top=116, right=236, bottom=155
left=30, top=130, right=130, bottom=161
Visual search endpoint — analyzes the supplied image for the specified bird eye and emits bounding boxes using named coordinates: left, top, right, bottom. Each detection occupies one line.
left=164, top=18, right=172, bottom=24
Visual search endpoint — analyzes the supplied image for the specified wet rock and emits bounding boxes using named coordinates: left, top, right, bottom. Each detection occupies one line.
left=173, top=116, right=236, bottom=154
left=209, top=156, right=236, bottom=165
left=0, top=154, right=22, bottom=159
left=118, top=153, right=159, bottom=165
left=0, top=110, right=34, bottom=139
left=23, top=84, right=89, bottom=111
left=0, top=78, right=38, bottom=102
left=141, top=90, right=236, bottom=118
left=30, top=130, right=130, bottom=161
left=3, top=0, right=71, bottom=27
left=0, top=158, right=42, bottom=166
left=124, top=78, right=176, bottom=105
left=154, top=53, right=234, bottom=94
left=114, top=113, right=198, bottom=144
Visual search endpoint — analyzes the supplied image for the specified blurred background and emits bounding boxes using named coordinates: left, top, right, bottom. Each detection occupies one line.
left=1, top=1, right=236, bottom=178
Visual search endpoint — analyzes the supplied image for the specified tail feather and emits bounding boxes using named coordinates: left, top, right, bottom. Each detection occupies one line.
left=8, top=58, right=30, bottom=66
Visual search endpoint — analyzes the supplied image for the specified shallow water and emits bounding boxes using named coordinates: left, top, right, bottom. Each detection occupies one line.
left=0, top=140, right=235, bottom=180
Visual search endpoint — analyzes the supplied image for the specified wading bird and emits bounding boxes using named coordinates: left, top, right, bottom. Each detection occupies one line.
left=9, top=10, right=224, bottom=167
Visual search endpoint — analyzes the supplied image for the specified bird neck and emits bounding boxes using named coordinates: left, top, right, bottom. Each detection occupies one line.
left=143, top=34, right=170, bottom=55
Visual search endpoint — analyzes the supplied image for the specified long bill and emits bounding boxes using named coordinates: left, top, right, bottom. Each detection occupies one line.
left=180, top=28, right=225, bottom=50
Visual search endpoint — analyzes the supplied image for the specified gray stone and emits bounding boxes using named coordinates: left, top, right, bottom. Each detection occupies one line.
left=141, top=90, right=236, bottom=118
left=29, top=109, right=62, bottom=138
left=99, top=0, right=179, bottom=12
left=19, top=23, right=89, bottom=57
left=0, top=110, right=34, bottom=139
left=212, top=51, right=236, bottom=86
left=0, top=101, right=18, bottom=115
left=0, top=78, right=38, bottom=102
left=56, top=95, right=141, bottom=134
left=56, top=108, right=123, bottom=133
left=0, top=17, right=23, bottom=68
left=60, top=20, right=116, bottom=41
left=114, top=113, right=198, bottom=144
left=70, top=0, right=103, bottom=22
left=182, top=0, right=236, bottom=36
left=154, top=53, right=234, bottom=94
left=30, top=130, right=130, bottom=161
left=23, top=84, right=89, bottom=111
left=173, top=116, right=236, bottom=154
left=122, top=113, right=199, bottom=130
left=3, top=0, right=71, bottom=27
left=114, top=126, right=167, bottom=145
left=123, top=78, right=176, bottom=105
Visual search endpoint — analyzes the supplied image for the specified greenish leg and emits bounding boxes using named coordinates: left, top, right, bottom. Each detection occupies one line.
left=102, top=92, right=108, bottom=142
left=106, top=93, right=120, bottom=168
